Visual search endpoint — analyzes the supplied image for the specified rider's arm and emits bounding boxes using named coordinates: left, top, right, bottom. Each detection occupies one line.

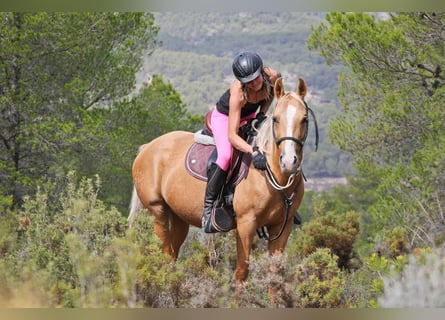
left=228, top=81, right=255, bottom=154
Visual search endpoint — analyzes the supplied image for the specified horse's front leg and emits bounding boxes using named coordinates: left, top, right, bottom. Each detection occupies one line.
left=266, top=222, right=294, bottom=306
left=267, top=221, right=293, bottom=255
left=234, top=217, right=257, bottom=285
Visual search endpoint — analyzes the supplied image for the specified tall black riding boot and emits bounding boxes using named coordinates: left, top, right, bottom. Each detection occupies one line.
left=201, top=163, right=228, bottom=233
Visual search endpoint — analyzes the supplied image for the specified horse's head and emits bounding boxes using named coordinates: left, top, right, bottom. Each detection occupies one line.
left=271, top=77, right=308, bottom=174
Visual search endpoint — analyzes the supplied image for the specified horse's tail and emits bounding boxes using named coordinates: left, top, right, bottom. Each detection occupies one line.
left=127, top=143, right=147, bottom=227
left=128, top=184, right=143, bottom=227
left=128, top=144, right=148, bottom=227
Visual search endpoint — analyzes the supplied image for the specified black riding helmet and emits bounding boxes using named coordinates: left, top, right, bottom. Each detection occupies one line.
left=232, top=51, right=263, bottom=84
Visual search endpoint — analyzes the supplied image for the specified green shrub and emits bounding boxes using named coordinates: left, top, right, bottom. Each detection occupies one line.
left=0, top=172, right=138, bottom=307
left=176, top=241, right=226, bottom=307
left=130, top=214, right=184, bottom=307
left=0, top=206, right=17, bottom=259
left=372, top=226, right=410, bottom=259
left=294, top=248, right=346, bottom=307
left=291, top=210, right=360, bottom=268
left=4, top=170, right=428, bottom=308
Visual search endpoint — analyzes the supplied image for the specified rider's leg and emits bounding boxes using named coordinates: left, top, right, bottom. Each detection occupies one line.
left=201, top=109, right=258, bottom=233
left=201, top=109, right=231, bottom=233
left=211, top=109, right=232, bottom=172
left=201, top=163, right=228, bottom=233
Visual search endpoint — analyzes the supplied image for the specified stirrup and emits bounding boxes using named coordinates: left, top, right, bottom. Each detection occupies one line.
left=202, top=209, right=218, bottom=233
left=204, top=206, right=235, bottom=233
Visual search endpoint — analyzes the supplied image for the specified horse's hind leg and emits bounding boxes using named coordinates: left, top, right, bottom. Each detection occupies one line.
left=169, top=213, right=190, bottom=259
left=150, top=203, right=189, bottom=260
left=149, top=203, right=174, bottom=257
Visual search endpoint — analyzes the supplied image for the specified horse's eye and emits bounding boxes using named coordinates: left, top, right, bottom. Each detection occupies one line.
left=272, top=117, right=279, bottom=123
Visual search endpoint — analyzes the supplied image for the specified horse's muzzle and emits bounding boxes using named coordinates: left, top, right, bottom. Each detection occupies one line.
left=279, top=152, right=300, bottom=174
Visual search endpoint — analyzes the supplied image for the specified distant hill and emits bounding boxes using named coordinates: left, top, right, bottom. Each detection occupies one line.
left=138, top=12, right=354, bottom=178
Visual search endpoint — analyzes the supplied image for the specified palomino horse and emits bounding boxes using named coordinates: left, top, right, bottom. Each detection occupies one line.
left=129, top=77, right=314, bottom=285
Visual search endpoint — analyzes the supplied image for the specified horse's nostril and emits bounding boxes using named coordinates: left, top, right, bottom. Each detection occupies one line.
left=293, top=156, right=297, bottom=164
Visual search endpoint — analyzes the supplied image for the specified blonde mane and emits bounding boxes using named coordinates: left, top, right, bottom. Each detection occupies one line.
left=254, top=114, right=275, bottom=156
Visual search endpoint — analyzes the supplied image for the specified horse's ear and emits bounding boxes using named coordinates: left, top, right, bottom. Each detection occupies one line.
left=274, top=77, right=285, bottom=99
left=296, top=78, right=307, bottom=100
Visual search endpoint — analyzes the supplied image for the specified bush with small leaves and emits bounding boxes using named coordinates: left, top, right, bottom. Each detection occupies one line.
left=385, top=227, right=409, bottom=258
left=131, top=229, right=183, bottom=306
left=291, top=210, right=360, bottom=268
left=294, top=248, right=346, bottom=308
left=0, top=172, right=140, bottom=307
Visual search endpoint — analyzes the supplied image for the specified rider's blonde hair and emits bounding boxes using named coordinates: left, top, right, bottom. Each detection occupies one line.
left=241, top=68, right=273, bottom=103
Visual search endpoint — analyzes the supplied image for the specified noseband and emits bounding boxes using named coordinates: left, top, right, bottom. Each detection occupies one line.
left=274, top=134, right=306, bottom=148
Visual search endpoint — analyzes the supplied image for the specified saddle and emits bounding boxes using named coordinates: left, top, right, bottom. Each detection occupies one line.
left=185, top=134, right=251, bottom=186
left=184, top=112, right=255, bottom=230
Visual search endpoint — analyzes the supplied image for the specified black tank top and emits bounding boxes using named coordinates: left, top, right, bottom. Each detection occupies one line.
left=216, top=89, right=267, bottom=117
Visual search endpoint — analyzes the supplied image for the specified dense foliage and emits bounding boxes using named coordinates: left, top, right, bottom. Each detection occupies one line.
left=0, top=12, right=201, bottom=213
left=308, top=12, right=445, bottom=250
left=0, top=12, right=155, bottom=209
left=0, top=173, right=360, bottom=307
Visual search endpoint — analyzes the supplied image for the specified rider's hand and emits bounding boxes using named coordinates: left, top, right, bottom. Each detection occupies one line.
left=252, top=146, right=267, bottom=170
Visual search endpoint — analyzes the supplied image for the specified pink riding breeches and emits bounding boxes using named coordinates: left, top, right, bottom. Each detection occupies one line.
left=210, top=108, right=256, bottom=171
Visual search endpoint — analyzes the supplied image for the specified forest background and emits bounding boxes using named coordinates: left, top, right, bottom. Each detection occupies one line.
left=0, top=12, right=444, bottom=308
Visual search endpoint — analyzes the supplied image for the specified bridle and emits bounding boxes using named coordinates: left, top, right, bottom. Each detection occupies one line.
left=257, top=98, right=319, bottom=242
left=273, top=119, right=307, bottom=150
left=266, top=98, right=318, bottom=190
left=272, top=98, right=318, bottom=153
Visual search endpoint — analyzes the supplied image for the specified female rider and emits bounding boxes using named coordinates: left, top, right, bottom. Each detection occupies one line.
left=202, top=51, right=283, bottom=233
